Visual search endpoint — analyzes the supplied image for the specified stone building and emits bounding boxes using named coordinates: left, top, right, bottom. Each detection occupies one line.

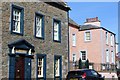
left=69, top=17, right=116, bottom=71
left=1, top=1, right=70, bottom=79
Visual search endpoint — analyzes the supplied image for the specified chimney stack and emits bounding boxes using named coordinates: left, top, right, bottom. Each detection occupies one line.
left=84, top=17, right=101, bottom=27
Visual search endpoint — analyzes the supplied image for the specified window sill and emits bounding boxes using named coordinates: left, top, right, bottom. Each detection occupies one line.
left=106, top=44, right=109, bottom=46
left=55, top=76, right=60, bottom=78
left=11, top=31, right=23, bottom=36
left=72, top=45, right=76, bottom=47
left=82, top=60, right=86, bottom=62
left=84, top=40, right=91, bottom=42
left=38, top=77, right=44, bottom=79
left=35, top=36, right=44, bottom=40
left=53, top=40, right=61, bottom=43
left=111, top=45, right=114, bottom=47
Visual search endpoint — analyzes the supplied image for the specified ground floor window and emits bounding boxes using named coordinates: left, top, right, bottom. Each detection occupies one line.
left=72, top=53, right=76, bottom=63
left=89, top=63, right=94, bottom=69
left=80, top=51, right=87, bottom=61
left=36, top=54, right=46, bottom=80
left=54, top=55, right=62, bottom=80
left=101, top=64, right=106, bottom=71
left=38, top=58, right=43, bottom=77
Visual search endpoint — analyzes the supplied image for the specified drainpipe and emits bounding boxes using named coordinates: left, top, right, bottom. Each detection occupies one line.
left=67, top=11, right=70, bottom=72
left=118, top=2, right=120, bottom=56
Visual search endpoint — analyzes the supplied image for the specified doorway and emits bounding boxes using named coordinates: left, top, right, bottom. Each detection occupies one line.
left=15, top=55, right=25, bottom=80
left=8, top=39, right=35, bottom=80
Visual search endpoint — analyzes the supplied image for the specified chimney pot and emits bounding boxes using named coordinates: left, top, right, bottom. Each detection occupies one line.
left=84, top=17, right=101, bottom=27
left=86, top=17, right=99, bottom=22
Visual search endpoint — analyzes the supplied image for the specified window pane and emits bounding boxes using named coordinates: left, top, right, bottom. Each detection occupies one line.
left=54, top=21, right=59, bottom=41
left=106, top=50, right=109, bottom=62
left=55, top=58, right=60, bottom=76
left=72, top=54, right=76, bottom=62
left=81, top=51, right=86, bottom=60
left=72, top=34, right=76, bottom=46
left=12, top=9, right=21, bottom=33
left=36, top=16, right=42, bottom=37
left=106, top=32, right=108, bottom=44
left=85, top=32, right=90, bottom=40
left=111, top=51, right=114, bottom=63
left=38, top=58, right=43, bottom=77
left=111, top=34, right=113, bottom=46
left=82, top=53, right=86, bottom=60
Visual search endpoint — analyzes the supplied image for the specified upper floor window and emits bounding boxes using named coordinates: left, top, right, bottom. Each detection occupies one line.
left=111, top=34, right=113, bottom=46
left=106, top=32, right=108, bottom=44
left=85, top=31, right=91, bottom=41
left=11, top=4, right=24, bottom=35
left=72, top=54, right=76, bottom=62
left=72, top=34, right=76, bottom=46
left=80, top=51, right=87, bottom=61
left=53, top=19, right=61, bottom=42
left=106, top=49, right=109, bottom=63
left=35, top=13, right=44, bottom=39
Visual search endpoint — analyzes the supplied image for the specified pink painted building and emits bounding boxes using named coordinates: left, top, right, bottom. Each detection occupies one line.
left=69, top=17, right=116, bottom=71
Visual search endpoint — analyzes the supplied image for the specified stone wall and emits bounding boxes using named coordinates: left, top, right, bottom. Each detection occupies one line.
left=0, top=2, right=2, bottom=80
left=2, top=2, right=69, bottom=78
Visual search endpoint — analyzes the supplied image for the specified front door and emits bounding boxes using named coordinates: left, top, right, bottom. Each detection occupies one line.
left=15, top=55, right=25, bottom=80
left=8, top=39, right=34, bottom=80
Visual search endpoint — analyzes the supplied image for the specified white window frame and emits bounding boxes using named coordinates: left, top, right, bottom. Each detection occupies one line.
left=111, top=51, right=115, bottom=64
left=85, top=31, right=91, bottom=41
left=38, top=58, right=44, bottom=78
left=102, top=65, right=106, bottom=70
left=106, top=32, right=108, bottom=44
left=72, top=34, right=76, bottom=46
left=80, top=51, right=87, bottom=62
left=111, top=34, right=113, bottom=46
left=36, top=16, right=42, bottom=37
left=55, top=58, right=60, bottom=77
left=72, top=54, right=76, bottom=62
left=54, top=21, right=60, bottom=41
left=12, top=9, right=21, bottom=33
left=106, top=49, right=109, bottom=63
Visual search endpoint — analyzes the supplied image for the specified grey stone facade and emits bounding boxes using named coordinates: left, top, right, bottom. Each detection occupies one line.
left=0, top=2, right=2, bottom=80
left=1, top=2, right=70, bottom=79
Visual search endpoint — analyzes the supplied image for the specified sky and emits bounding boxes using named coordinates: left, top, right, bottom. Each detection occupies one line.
left=67, top=2, right=118, bottom=42
left=65, top=0, right=119, bottom=2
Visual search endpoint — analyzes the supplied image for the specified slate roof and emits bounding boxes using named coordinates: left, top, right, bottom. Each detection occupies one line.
left=79, top=24, right=115, bottom=35
left=69, top=18, right=79, bottom=27
left=56, top=1, right=67, bottom=6
left=45, top=0, right=70, bottom=11
left=48, top=0, right=67, bottom=6
left=80, top=24, right=99, bottom=30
